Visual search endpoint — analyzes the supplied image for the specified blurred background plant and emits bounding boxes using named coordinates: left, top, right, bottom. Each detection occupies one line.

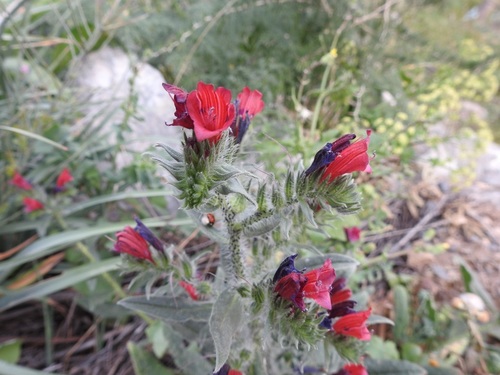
left=0, top=0, right=499, bottom=374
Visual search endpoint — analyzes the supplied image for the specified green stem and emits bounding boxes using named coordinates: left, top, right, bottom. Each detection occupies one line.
left=53, top=212, right=153, bottom=324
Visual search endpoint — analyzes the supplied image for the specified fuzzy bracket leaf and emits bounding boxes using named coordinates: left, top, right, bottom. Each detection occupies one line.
left=209, top=289, right=244, bottom=373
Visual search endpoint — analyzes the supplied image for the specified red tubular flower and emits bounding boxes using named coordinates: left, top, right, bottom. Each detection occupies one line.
left=23, top=197, right=44, bottom=213
left=213, top=364, right=243, bottom=375
left=237, top=87, right=264, bottom=118
left=231, top=87, right=264, bottom=143
left=186, top=82, right=235, bottom=142
left=163, top=83, right=194, bottom=129
left=10, top=172, right=32, bottom=190
left=114, top=226, right=155, bottom=264
left=302, top=259, right=336, bottom=310
left=179, top=281, right=199, bottom=301
left=333, top=363, right=368, bottom=375
left=332, top=308, right=371, bottom=340
left=321, top=130, right=372, bottom=183
left=274, top=272, right=308, bottom=311
left=344, top=226, right=361, bottom=242
left=343, top=364, right=368, bottom=375
left=56, top=168, right=73, bottom=188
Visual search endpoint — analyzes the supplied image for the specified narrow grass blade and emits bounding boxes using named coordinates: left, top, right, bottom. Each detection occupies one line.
left=0, top=125, right=68, bottom=151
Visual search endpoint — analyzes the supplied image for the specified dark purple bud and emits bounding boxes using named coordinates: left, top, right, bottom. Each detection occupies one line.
left=134, top=217, right=164, bottom=252
left=293, top=365, right=323, bottom=374
left=319, top=316, right=333, bottom=330
left=213, top=364, right=230, bottom=375
left=329, top=300, right=357, bottom=318
left=273, top=254, right=300, bottom=283
left=330, top=277, right=347, bottom=295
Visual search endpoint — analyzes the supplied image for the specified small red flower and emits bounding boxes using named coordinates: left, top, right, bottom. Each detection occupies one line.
left=23, top=197, right=44, bottom=213
left=179, top=281, right=199, bottom=301
left=163, top=83, right=194, bottom=129
left=237, top=87, right=264, bottom=118
left=228, top=370, right=243, bottom=375
left=186, top=82, right=236, bottom=142
left=344, top=226, right=361, bottom=242
left=231, top=87, right=264, bottom=143
left=274, top=272, right=308, bottom=311
left=114, top=226, right=155, bottom=264
left=302, top=259, right=336, bottom=310
left=321, top=130, right=372, bottom=183
left=10, top=172, right=32, bottom=190
left=333, top=363, right=368, bottom=375
left=213, top=364, right=243, bottom=375
left=56, top=168, right=73, bottom=188
left=332, top=308, right=371, bottom=341
left=342, top=364, right=368, bottom=375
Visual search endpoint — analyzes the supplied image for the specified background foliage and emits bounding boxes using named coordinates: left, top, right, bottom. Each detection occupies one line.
left=0, top=0, right=499, bottom=374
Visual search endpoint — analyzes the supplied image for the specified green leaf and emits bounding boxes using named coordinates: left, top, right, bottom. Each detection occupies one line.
left=146, top=321, right=169, bottom=358
left=367, top=314, right=394, bottom=326
left=295, top=253, right=359, bottom=276
left=393, top=284, right=410, bottom=343
left=0, top=340, right=21, bottom=364
left=127, top=342, right=175, bottom=375
left=118, top=296, right=213, bottom=322
left=0, top=258, right=120, bottom=311
left=0, top=125, right=67, bottom=151
left=0, top=360, right=67, bottom=375
left=365, top=336, right=400, bottom=360
left=61, top=190, right=172, bottom=216
left=209, top=289, right=244, bottom=373
left=365, top=359, right=427, bottom=375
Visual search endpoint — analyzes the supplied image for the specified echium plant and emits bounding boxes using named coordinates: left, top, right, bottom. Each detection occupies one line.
left=114, top=80, right=379, bottom=375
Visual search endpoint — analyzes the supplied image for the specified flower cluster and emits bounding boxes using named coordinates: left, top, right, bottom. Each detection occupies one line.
left=9, top=168, right=74, bottom=213
left=273, top=255, right=370, bottom=372
left=163, top=81, right=264, bottom=144
left=273, top=255, right=371, bottom=341
left=113, top=217, right=163, bottom=264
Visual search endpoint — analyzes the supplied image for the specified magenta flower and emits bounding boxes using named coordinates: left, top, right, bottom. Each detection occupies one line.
left=344, top=226, right=361, bottom=242
left=186, top=82, right=236, bottom=142
left=23, top=197, right=44, bottom=213
left=10, top=171, right=32, bottom=190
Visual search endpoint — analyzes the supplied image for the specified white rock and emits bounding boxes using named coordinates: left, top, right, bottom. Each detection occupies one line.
left=68, top=47, right=179, bottom=168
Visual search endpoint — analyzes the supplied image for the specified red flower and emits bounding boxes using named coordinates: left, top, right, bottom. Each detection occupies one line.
left=344, top=226, right=361, bottom=242
left=213, top=364, right=243, bottom=375
left=343, top=364, right=368, bottom=375
left=321, top=130, right=372, bottom=182
left=332, top=308, right=371, bottom=340
left=56, top=168, right=73, bottom=188
left=333, top=363, right=368, bottom=375
left=23, top=197, right=44, bottom=212
left=302, top=259, right=336, bottom=310
left=163, top=83, right=194, bottom=129
left=179, top=281, right=199, bottom=301
left=186, top=82, right=235, bottom=142
left=230, top=87, right=264, bottom=143
left=10, top=172, right=32, bottom=190
left=114, top=226, right=155, bottom=264
left=237, top=87, right=264, bottom=118
left=274, top=272, right=308, bottom=311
